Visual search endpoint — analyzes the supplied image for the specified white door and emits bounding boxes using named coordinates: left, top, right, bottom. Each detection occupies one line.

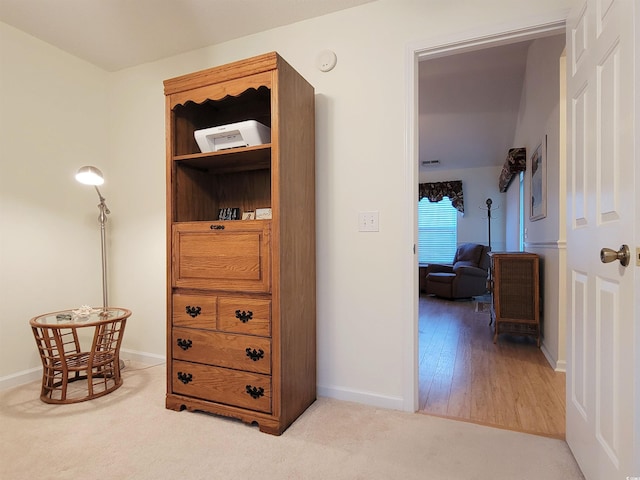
left=565, top=0, right=639, bottom=479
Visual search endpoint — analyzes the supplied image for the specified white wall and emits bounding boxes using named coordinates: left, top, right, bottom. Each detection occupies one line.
left=0, top=0, right=573, bottom=406
left=512, top=34, right=567, bottom=369
left=0, top=23, right=109, bottom=382
left=419, top=166, right=505, bottom=251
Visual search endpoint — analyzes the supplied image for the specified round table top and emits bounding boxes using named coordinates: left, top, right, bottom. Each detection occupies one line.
left=30, top=307, right=132, bottom=328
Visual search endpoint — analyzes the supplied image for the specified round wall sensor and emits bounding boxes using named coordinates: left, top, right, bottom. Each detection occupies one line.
left=316, top=50, right=337, bottom=72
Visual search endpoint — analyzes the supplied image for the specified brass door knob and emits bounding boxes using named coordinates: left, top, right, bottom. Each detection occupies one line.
left=600, top=244, right=630, bottom=267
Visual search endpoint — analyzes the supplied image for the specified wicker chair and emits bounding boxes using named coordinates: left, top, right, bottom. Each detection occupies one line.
left=424, top=243, right=490, bottom=299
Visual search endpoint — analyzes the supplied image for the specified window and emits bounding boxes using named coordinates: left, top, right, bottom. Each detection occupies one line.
left=519, top=171, right=524, bottom=251
left=418, top=197, right=457, bottom=264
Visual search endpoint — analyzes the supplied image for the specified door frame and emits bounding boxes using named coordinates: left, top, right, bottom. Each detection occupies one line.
left=402, top=11, right=569, bottom=412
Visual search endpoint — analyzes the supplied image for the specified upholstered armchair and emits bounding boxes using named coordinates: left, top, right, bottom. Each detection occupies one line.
left=424, top=243, right=490, bottom=299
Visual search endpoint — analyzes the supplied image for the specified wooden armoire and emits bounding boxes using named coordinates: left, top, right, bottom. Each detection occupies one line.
left=163, top=52, right=316, bottom=435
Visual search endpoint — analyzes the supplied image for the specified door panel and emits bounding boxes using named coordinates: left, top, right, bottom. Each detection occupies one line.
left=570, top=271, right=588, bottom=416
left=566, top=1, right=638, bottom=478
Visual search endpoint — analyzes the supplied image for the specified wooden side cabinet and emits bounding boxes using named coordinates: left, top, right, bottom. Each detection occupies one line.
left=164, top=52, right=316, bottom=435
left=488, top=252, right=540, bottom=347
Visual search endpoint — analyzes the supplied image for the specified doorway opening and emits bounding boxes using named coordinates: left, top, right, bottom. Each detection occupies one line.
left=406, top=19, right=567, bottom=437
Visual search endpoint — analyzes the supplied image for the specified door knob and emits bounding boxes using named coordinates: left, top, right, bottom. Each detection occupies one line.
left=600, top=244, right=630, bottom=267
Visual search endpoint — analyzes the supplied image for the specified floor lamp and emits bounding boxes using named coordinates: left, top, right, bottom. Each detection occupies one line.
left=483, top=198, right=496, bottom=294
left=76, top=166, right=110, bottom=315
left=485, top=198, right=493, bottom=251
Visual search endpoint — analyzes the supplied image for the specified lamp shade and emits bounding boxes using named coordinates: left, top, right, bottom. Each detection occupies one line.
left=75, top=166, right=104, bottom=186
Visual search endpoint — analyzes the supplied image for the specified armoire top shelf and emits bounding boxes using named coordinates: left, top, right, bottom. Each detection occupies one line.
left=173, top=144, right=272, bottom=173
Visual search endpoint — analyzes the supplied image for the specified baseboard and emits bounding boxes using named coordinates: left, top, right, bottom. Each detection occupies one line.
left=4, top=355, right=406, bottom=412
left=120, top=348, right=166, bottom=366
left=0, top=350, right=166, bottom=392
left=540, top=343, right=567, bottom=372
left=0, top=367, right=42, bottom=391
left=317, top=384, right=403, bottom=410
left=554, top=360, right=566, bottom=373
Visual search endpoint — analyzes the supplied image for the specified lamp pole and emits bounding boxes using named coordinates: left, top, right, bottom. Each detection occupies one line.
left=486, top=198, right=492, bottom=251
left=485, top=198, right=493, bottom=295
left=95, top=185, right=110, bottom=313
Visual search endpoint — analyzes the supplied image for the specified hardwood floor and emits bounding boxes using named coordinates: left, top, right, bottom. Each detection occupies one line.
left=418, top=294, right=566, bottom=438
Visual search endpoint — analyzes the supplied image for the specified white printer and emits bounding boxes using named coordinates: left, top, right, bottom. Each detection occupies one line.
left=194, top=120, right=271, bottom=153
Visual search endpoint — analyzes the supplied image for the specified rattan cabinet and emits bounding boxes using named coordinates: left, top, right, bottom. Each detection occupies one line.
left=164, top=52, right=316, bottom=435
left=488, top=252, right=540, bottom=346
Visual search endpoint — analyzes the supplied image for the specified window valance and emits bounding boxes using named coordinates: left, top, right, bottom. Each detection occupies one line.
left=418, top=180, right=464, bottom=213
left=498, top=147, right=526, bottom=192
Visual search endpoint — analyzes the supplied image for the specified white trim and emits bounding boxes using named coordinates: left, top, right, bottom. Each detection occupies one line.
left=0, top=367, right=42, bottom=390
left=120, top=348, right=166, bottom=366
left=408, top=9, right=570, bottom=60
left=402, top=29, right=419, bottom=413
left=404, top=10, right=569, bottom=413
left=318, top=385, right=404, bottom=411
left=541, top=343, right=567, bottom=372
left=524, top=240, right=567, bottom=249
left=0, top=350, right=165, bottom=391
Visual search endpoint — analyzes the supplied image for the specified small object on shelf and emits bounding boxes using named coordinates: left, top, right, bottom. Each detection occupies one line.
left=242, top=211, right=255, bottom=220
left=218, top=207, right=240, bottom=220
left=255, top=208, right=272, bottom=220
left=194, top=120, right=271, bottom=153
left=72, top=305, right=98, bottom=318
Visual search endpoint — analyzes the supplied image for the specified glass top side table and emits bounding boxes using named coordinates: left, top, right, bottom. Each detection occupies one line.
left=30, top=307, right=132, bottom=404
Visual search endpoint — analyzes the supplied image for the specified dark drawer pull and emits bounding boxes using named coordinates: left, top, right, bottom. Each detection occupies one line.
left=235, top=310, right=253, bottom=323
left=177, top=372, right=193, bottom=384
left=177, top=338, right=192, bottom=351
left=185, top=306, right=201, bottom=318
left=210, top=224, right=225, bottom=230
left=245, top=348, right=265, bottom=361
left=245, top=385, right=265, bottom=399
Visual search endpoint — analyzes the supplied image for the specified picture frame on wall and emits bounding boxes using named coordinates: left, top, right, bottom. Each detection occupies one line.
left=530, top=135, right=547, bottom=221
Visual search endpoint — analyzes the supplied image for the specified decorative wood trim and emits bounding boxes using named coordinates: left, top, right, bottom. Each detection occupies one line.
left=164, top=52, right=279, bottom=95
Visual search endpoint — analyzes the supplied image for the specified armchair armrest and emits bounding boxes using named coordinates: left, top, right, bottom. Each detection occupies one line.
left=453, top=265, right=487, bottom=278
left=424, top=263, right=454, bottom=275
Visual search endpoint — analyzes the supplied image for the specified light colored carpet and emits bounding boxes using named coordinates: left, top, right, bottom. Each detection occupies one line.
left=0, top=362, right=584, bottom=480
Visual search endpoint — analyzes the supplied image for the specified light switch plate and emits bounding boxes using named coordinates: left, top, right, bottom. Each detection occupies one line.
left=358, top=211, right=379, bottom=232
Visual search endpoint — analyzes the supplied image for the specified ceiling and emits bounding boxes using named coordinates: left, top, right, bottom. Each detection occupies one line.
left=1, top=2, right=557, bottom=172
left=419, top=41, right=533, bottom=171
left=0, top=0, right=375, bottom=71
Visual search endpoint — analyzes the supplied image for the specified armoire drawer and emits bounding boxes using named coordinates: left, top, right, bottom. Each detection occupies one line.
left=217, top=296, right=271, bottom=336
left=172, top=328, right=271, bottom=374
left=172, top=294, right=217, bottom=329
left=172, top=360, right=272, bottom=413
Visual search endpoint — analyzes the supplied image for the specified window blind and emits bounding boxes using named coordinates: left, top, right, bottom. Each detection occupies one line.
left=418, top=197, right=457, bottom=264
